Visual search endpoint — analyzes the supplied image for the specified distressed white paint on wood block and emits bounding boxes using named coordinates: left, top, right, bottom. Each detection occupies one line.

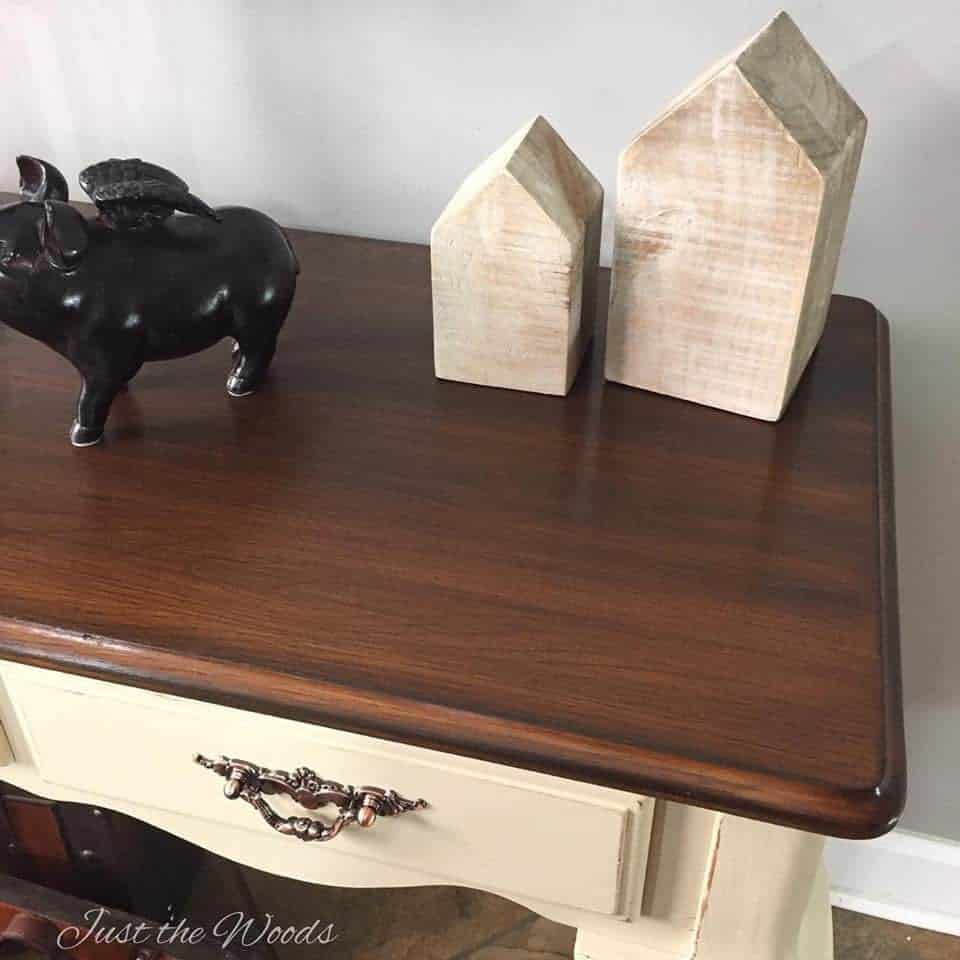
left=606, top=11, right=866, bottom=420
left=432, top=115, right=603, bottom=395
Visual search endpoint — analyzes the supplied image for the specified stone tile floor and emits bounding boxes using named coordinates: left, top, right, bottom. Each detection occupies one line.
left=833, top=911, right=960, bottom=960
left=226, top=860, right=960, bottom=960
left=9, top=889, right=958, bottom=960
left=6, top=845, right=957, bottom=960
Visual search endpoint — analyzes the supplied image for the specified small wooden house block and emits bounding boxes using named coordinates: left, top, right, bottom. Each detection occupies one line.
left=606, top=12, right=867, bottom=420
left=432, top=116, right=603, bottom=395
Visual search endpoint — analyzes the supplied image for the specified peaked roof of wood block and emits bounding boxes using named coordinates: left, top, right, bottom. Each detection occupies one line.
left=434, top=116, right=603, bottom=245
left=628, top=12, right=866, bottom=175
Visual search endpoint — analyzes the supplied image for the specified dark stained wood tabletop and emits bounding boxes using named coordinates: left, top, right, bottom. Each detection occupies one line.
left=0, top=208, right=904, bottom=838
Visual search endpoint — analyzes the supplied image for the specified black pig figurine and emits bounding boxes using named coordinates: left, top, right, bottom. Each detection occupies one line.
left=0, top=156, right=299, bottom=446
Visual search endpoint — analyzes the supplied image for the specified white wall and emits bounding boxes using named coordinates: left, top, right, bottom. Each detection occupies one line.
left=1, top=1, right=957, bottom=843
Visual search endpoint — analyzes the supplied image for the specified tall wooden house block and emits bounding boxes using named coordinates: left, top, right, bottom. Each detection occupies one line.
left=606, top=12, right=867, bottom=420
left=432, top=116, right=603, bottom=395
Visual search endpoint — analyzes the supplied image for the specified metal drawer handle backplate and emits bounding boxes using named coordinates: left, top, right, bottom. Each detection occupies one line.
left=194, top=754, right=428, bottom=842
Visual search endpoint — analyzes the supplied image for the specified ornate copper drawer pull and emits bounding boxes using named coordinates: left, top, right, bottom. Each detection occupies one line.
left=194, top=754, right=428, bottom=842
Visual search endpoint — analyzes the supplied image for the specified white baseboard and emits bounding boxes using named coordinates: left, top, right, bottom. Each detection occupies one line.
left=825, top=829, right=960, bottom=936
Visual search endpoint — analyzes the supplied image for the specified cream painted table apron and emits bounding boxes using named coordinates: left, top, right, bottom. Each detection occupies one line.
left=0, top=217, right=904, bottom=960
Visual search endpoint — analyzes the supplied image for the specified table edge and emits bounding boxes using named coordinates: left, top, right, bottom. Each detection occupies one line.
left=0, top=297, right=905, bottom=839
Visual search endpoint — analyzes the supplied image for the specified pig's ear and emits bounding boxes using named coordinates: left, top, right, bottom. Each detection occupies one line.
left=40, top=200, right=88, bottom=270
left=17, top=156, right=69, bottom=203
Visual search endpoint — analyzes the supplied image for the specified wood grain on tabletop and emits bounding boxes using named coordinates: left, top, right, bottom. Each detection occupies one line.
left=0, top=195, right=903, bottom=838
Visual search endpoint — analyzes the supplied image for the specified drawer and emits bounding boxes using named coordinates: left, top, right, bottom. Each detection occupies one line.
left=0, top=664, right=652, bottom=917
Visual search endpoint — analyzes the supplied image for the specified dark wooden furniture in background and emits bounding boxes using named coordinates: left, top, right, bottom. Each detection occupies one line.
left=0, top=195, right=903, bottom=839
left=0, top=784, right=201, bottom=919
left=0, top=785, right=272, bottom=960
left=0, top=873, right=223, bottom=960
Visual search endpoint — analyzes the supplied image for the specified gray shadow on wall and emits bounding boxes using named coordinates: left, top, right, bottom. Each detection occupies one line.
left=838, top=42, right=960, bottom=838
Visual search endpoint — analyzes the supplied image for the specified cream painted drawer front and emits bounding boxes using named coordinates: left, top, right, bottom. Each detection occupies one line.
left=0, top=662, right=651, bottom=917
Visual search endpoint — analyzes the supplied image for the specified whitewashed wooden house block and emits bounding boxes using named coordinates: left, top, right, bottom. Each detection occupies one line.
left=606, top=11, right=867, bottom=420
left=431, top=116, right=603, bottom=395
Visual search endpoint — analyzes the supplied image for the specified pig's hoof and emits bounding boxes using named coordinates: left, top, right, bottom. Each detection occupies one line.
left=226, top=373, right=258, bottom=398
left=70, top=422, right=104, bottom=447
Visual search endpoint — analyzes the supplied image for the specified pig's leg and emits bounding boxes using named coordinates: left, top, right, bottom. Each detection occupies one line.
left=227, top=297, right=291, bottom=398
left=227, top=331, right=278, bottom=398
left=71, top=379, right=124, bottom=447
left=69, top=341, right=144, bottom=447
